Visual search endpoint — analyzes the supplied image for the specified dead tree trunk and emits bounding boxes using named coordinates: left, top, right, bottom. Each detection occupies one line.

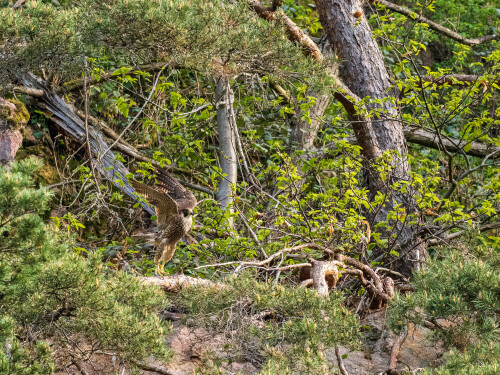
left=315, top=0, right=424, bottom=275
left=215, top=77, right=237, bottom=226
left=18, top=73, right=155, bottom=215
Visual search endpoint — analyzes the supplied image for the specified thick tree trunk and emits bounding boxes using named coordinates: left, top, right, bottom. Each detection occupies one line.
left=316, top=0, right=424, bottom=275
left=215, top=77, right=237, bottom=226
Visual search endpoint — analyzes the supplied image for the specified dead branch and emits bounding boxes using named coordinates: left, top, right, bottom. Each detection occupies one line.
left=428, top=221, right=500, bottom=245
left=17, top=73, right=156, bottom=214
left=12, top=0, right=27, bottom=9
left=386, top=326, right=409, bottom=374
left=11, top=85, right=44, bottom=97
left=420, top=74, right=497, bottom=86
left=196, top=243, right=335, bottom=271
left=335, top=346, right=350, bottom=375
left=195, top=243, right=397, bottom=303
left=403, top=127, right=500, bottom=159
left=343, top=126, right=500, bottom=159
left=376, top=0, right=497, bottom=46
left=140, top=274, right=221, bottom=293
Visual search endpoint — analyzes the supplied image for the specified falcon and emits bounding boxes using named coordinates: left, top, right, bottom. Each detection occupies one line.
left=131, top=168, right=197, bottom=276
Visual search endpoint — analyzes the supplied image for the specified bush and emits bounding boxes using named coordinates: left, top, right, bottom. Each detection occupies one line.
left=0, top=158, right=171, bottom=374
left=177, top=272, right=360, bottom=374
left=388, top=243, right=499, bottom=374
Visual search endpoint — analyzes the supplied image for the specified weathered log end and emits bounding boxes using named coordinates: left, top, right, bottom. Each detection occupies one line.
left=310, top=259, right=339, bottom=297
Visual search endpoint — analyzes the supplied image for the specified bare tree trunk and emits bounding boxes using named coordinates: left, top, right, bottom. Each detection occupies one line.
left=215, top=77, right=237, bottom=226
left=0, top=97, right=28, bottom=168
left=315, top=0, right=424, bottom=275
left=288, top=97, right=330, bottom=155
left=288, top=37, right=334, bottom=159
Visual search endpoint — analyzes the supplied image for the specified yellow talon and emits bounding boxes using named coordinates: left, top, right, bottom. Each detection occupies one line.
left=160, top=262, right=165, bottom=276
left=155, top=262, right=166, bottom=276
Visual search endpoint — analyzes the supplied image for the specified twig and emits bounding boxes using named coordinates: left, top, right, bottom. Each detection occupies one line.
left=195, top=243, right=334, bottom=270
left=83, top=56, right=103, bottom=198
left=99, top=63, right=169, bottom=160
left=239, top=213, right=268, bottom=258
left=46, top=180, right=80, bottom=189
left=335, top=346, right=349, bottom=375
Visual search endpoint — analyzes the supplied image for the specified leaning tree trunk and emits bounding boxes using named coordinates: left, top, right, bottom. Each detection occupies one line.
left=315, top=0, right=424, bottom=276
left=215, top=77, right=238, bottom=227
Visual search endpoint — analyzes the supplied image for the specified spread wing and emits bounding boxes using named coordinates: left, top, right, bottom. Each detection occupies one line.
left=153, top=168, right=197, bottom=211
left=131, top=180, right=179, bottom=224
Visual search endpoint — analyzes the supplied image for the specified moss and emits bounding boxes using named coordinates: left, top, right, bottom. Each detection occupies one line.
left=0, top=99, right=30, bottom=130
left=15, top=145, right=59, bottom=184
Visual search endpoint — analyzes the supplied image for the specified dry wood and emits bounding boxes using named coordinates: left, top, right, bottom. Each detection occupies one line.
left=247, top=0, right=324, bottom=60
left=387, top=327, right=409, bottom=374
left=310, top=259, right=339, bottom=297
left=19, top=73, right=156, bottom=215
left=403, top=127, right=500, bottom=159
left=140, top=274, right=220, bottom=293
left=335, top=346, right=350, bottom=375
left=12, top=0, right=26, bottom=9
left=376, top=1, right=497, bottom=46
left=214, top=77, right=237, bottom=223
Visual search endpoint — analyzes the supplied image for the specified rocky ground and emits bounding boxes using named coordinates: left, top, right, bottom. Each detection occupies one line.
left=56, top=309, right=444, bottom=374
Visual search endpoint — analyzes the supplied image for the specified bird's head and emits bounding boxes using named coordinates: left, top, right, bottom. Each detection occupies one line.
left=180, top=209, right=194, bottom=218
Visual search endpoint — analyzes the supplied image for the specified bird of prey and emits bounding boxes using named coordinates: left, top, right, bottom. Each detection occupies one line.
left=131, top=168, right=197, bottom=276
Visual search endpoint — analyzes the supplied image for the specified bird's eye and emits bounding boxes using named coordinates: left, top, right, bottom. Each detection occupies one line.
left=182, top=210, right=189, bottom=217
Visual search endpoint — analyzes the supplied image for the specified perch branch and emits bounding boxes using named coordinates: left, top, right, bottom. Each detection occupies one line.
left=140, top=274, right=221, bottom=293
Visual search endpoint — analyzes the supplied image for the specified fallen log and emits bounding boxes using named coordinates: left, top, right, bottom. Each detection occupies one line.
left=140, top=274, right=221, bottom=293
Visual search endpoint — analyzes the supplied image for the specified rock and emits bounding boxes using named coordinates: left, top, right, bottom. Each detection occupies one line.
left=0, top=98, right=29, bottom=166
left=329, top=310, right=444, bottom=374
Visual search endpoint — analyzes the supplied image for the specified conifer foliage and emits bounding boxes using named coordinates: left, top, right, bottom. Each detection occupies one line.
left=388, top=245, right=500, bottom=374
left=0, top=158, right=170, bottom=374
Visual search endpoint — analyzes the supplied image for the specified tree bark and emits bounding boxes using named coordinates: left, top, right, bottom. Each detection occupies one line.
left=215, top=77, right=238, bottom=226
left=316, top=0, right=424, bottom=276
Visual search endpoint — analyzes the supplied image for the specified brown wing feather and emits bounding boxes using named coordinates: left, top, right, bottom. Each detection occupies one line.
left=153, top=168, right=197, bottom=211
left=130, top=180, right=179, bottom=222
